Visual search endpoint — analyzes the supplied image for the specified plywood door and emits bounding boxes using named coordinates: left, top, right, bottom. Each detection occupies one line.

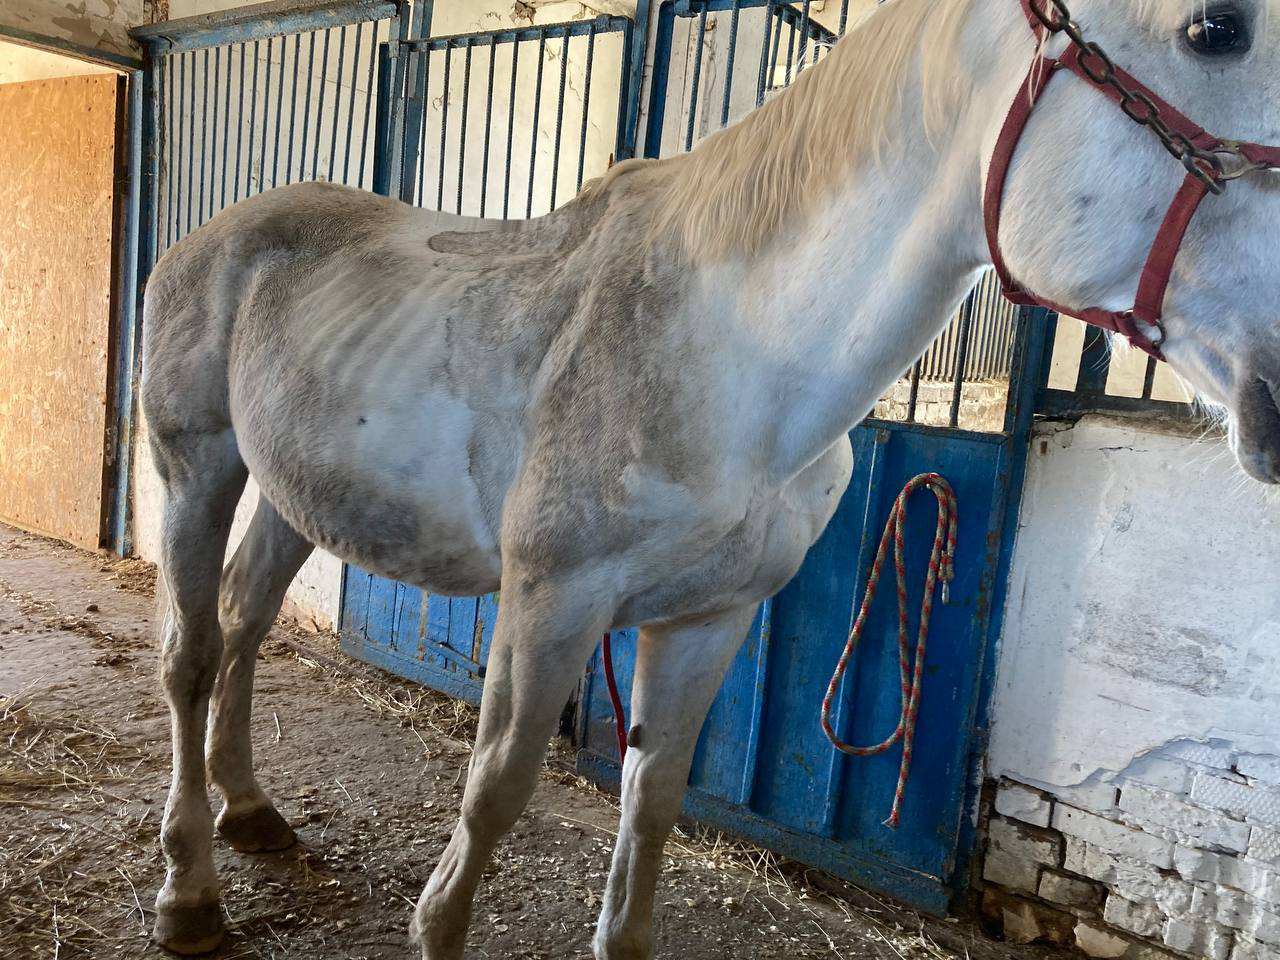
left=0, top=73, right=119, bottom=549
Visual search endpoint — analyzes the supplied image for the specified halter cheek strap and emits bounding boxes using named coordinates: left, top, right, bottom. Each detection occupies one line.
left=984, top=0, right=1266, bottom=361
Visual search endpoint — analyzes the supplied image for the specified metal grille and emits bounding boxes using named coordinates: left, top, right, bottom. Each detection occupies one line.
left=390, top=16, right=635, bottom=218
left=143, top=4, right=402, bottom=263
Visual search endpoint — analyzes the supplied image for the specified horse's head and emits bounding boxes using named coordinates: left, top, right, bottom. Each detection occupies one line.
left=988, top=0, right=1280, bottom=482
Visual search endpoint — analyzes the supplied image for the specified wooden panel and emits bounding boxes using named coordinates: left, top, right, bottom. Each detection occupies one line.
left=0, top=74, right=118, bottom=548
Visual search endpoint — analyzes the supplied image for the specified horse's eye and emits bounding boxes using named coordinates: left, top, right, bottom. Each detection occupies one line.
left=1186, top=12, right=1247, bottom=55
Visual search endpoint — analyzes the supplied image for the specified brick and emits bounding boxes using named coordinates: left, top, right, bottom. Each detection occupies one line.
left=1063, top=838, right=1192, bottom=912
left=1192, top=890, right=1280, bottom=945
left=1160, top=742, right=1237, bottom=772
left=989, top=817, right=1062, bottom=867
left=1123, top=757, right=1196, bottom=795
left=1038, top=870, right=1104, bottom=910
left=1173, top=846, right=1280, bottom=901
left=1074, top=920, right=1130, bottom=959
left=981, top=890, right=1075, bottom=946
left=1105, top=894, right=1164, bottom=939
left=1120, top=783, right=1252, bottom=851
left=996, top=782, right=1052, bottom=828
left=1163, top=918, right=1232, bottom=960
left=1055, top=806, right=1175, bottom=868
left=1192, top=774, right=1280, bottom=830
left=984, top=851, right=1041, bottom=894
left=1232, top=937, right=1280, bottom=960
left=1238, top=757, right=1280, bottom=789
left=1251, top=828, right=1280, bottom=866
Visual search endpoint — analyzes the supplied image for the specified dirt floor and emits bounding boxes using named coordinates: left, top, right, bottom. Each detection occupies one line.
left=0, top=523, right=1045, bottom=960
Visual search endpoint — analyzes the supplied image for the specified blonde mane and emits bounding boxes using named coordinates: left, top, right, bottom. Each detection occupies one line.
left=649, top=0, right=976, bottom=263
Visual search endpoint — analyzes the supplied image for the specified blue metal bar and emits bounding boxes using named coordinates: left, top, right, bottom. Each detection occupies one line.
left=212, top=47, right=223, bottom=215
left=456, top=41, right=473, bottom=214
left=685, top=4, right=709, bottom=151
left=372, top=41, right=394, bottom=195
left=781, top=13, right=797, bottom=87
left=285, top=33, right=302, bottom=183
left=548, top=31, right=570, bottom=209
left=271, top=37, right=286, bottom=188
left=737, top=599, right=772, bottom=806
left=621, top=0, right=652, bottom=159
left=794, top=0, right=812, bottom=75
left=343, top=23, right=364, bottom=184
left=300, top=31, right=317, bottom=180
left=949, top=289, right=978, bottom=427
left=436, top=44, right=452, bottom=210
left=165, top=55, right=176, bottom=250
left=720, top=0, right=742, bottom=128
left=757, top=5, right=779, bottom=107
left=644, top=2, right=677, bottom=158
left=198, top=48, right=209, bottom=224
left=328, top=27, right=346, bottom=180
left=246, top=40, right=261, bottom=197
left=575, top=25, right=596, bottom=190
left=359, top=20, right=378, bottom=187
left=181, top=52, right=193, bottom=235
left=479, top=42, right=498, bottom=216
left=526, top=33, right=546, bottom=218
left=313, top=28, right=332, bottom=178
left=131, top=0, right=400, bottom=53
left=839, top=0, right=852, bottom=36
left=503, top=39, right=519, bottom=217
left=408, top=15, right=632, bottom=50
left=413, top=46, right=430, bottom=205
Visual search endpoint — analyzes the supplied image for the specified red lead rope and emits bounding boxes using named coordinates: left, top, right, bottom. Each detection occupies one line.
left=601, top=633, right=629, bottom=764
left=821, top=474, right=958, bottom=829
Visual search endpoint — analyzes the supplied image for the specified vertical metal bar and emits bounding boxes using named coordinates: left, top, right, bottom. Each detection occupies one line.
left=436, top=44, right=452, bottom=210
left=359, top=20, right=378, bottom=188
left=212, top=46, right=224, bottom=215
left=198, top=48, right=209, bottom=224
left=165, top=54, right=176, bottom=250
left=1142, top=356, right=1158, bottom=400
left=300, top=31, right=317, bottom=181
left=284, top=33, right=302, bottom=184
left=271, top=37, right=287, bottom=187
left=414, top=46, right=431, bottom=206
left=720, top=0, right=742, bottom=128
left=526, top=33, right=547, bottom=218
left=344, top=23, right=364, bottom=184
left=328, top=27, right=346, bottom=181
left=839, top=0, right=852, bottom=36
left=685, top=5, right=709, bottom=151
left=548, top=31, right=570, bottom=209
left=480, top=40, right=498, bottom=216
left=756, top=3, right=777, bottom=107
left=456, top=41, right=474, bottom=214
left=244, top=41, right=259, bottom=199
left=312, top=28, right=331, bottom=179
left=765, top=11, right=784, bottom=103
left=503, top=39, right=519, bottom=217
left=906, top=361, right=923, bottom=423
left=182, top=52, right=195, bottom=235
left=227, top=45, right=240, bottom=208
left=795, top=0, right=813, bottom=75
left=372, top=41, right=394, bottom=196
left=782, top=15, right=798, bottom=88
left=949, top=290, right=978, bottom=427
left=258, top=38, right=273, bottom=193
left=575, top=26, right=597, bottom=191
left=1075, top=325, right=1112, bottom=396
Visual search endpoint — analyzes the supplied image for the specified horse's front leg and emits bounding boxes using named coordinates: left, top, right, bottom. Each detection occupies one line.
left=412, top=567, right=613, bottom=960
left=594, top=605, right=759, bottom=960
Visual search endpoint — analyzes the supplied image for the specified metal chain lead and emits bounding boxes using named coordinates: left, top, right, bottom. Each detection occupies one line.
left=1028, top=0, right=1267, bottom=195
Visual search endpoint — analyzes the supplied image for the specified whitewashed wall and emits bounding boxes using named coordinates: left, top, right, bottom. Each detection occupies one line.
left=982, top=415, right=1280, bottom=958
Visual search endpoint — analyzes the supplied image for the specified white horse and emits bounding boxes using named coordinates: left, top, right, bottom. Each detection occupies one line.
left=141, top=0, right=1280, bottom=956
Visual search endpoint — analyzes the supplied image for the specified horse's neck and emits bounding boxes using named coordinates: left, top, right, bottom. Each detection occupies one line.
left=691, top=115, right=990, bottom=483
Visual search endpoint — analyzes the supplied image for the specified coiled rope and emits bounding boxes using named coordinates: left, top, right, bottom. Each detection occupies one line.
left=821, top=473, right=958, bottom=829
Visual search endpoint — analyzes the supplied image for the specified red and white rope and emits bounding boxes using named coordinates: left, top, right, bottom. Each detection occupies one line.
left=821, top=473, right=958, bottom=829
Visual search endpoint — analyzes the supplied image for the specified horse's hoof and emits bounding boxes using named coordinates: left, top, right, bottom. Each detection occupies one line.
left=153, top=901, right=224, bottom=955
left=216, top=804, right=297, bottom=853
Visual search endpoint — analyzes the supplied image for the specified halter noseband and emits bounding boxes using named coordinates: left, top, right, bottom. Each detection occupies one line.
left=985, top=0, right=1280, bottom=360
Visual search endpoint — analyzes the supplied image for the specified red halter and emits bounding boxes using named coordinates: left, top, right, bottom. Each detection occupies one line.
left=985, top=0, right=1280, bottom=360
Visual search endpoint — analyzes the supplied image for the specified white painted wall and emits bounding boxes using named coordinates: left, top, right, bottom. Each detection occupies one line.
left=0, top=39, right=118, bottom=82
left=990, top=415, right=1280, bottom=793
left=1, top=0, right=148, bottom=60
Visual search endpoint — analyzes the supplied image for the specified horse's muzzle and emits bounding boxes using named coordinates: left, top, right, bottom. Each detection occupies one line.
left=1232, top=374, right=1280, bottom=484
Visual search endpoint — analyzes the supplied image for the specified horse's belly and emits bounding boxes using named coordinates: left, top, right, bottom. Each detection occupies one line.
left=236, top=384, right=511, bottom=596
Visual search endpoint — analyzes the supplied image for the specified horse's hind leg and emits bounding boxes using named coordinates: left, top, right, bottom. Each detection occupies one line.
left=594, top=605, right=759, bottom=960
left=206, top=496, right=313, bottom=853
left=151, top=427, right=247, bottom=955
left=412, top=576, right=611, bottom=960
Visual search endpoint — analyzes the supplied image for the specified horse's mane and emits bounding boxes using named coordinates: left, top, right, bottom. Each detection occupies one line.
left=649, top=0, right=976, bottom=263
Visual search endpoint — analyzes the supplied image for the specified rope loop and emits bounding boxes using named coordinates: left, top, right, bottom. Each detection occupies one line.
left=820, top=473, right=958, bottom=829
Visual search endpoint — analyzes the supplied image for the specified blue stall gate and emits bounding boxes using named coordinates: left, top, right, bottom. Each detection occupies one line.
left=129, top=0, right=1051, bottom=916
